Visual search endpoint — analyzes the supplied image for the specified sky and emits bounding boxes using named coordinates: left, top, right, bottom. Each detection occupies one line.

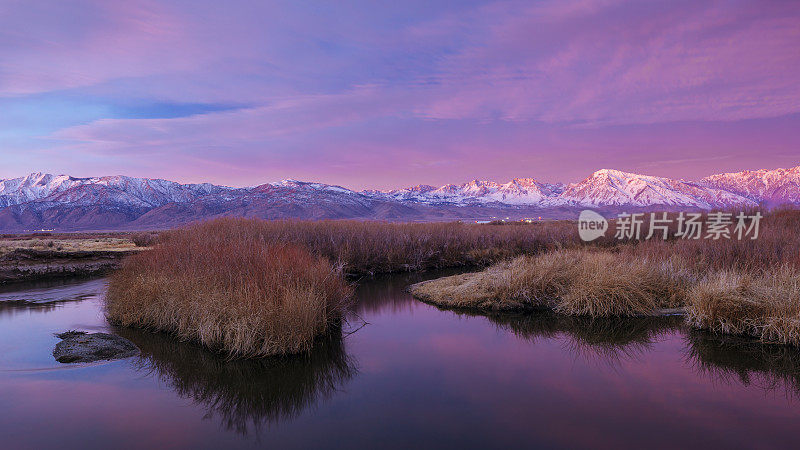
left=0, top=0, right=798, bottom=190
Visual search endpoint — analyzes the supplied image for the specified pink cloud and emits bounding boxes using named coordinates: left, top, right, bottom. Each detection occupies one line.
left=2, top=0, right=799, bottom=187
left=414, top=0, right=800, bottom=124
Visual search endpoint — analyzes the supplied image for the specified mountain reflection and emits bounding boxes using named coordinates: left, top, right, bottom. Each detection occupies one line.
left=116, top=326, right=357, bottom=435
left=684, top=330, right=800, bottom=397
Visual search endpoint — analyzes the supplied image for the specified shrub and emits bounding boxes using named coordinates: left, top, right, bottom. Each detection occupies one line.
left=131, top=232, right=157, bottom=247
left=152, top=217, right=585, bottom=275
left=107, top=220, right=352, bottom=357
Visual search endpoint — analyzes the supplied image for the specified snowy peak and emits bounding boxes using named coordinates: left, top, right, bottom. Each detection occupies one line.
left=0, top=172, right=235, bottom=209
left=269, top=179, right=357, bottom=195
left=700, top=165, right=800, bottom=205
left=560, top=169, right=756, bottom=208
left=0, top=173, right=83, bottom=207
left=373, top=177, right=560, bottom=205
left=366, top=166, right=799, bottom=208
left=0, top=165, right=798, bottom=231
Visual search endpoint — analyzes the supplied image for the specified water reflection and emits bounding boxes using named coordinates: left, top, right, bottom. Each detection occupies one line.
left=480, top=311, right=683, bottom=364
left=685, top=330, right=800, bottom=397
left=0, top=277, right=105, bottom=318
left=350, top=268, right=474, bottom=316
left=3, top=273, right=800, bottom=447
left=115, top=326, right=357, bottom=435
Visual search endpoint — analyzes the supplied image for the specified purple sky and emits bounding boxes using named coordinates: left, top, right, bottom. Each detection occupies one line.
left=1, top=0, right=798, bottom=189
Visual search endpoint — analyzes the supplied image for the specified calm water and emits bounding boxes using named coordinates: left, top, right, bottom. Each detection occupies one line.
left=2, top=274, right=800, bottom=449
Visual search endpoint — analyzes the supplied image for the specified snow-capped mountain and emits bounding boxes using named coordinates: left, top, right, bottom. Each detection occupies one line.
left=559, top=169, right=756, bottom=208
left=700, top=166, right=800, bottom=206
left=0, top=172, right=234, bottom=209
left=370, top=178, right=566, bottom=205
left=0, top=165, right=797, bottom=230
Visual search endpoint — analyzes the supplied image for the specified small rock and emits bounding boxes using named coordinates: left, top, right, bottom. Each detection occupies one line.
left=53, top=331, right=139, bottom=363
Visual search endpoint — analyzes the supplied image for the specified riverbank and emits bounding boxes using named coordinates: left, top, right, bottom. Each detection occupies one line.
left=0, top=233, right=146, bottom=283
left=409, top=209, right=800, bottom=345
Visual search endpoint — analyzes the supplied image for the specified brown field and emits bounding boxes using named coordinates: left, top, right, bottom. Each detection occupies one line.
left=410, top=249, right=692, bottom=316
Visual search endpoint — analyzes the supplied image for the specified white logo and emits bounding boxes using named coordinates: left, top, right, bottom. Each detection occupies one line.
left=578, top=209, right=608, bottom=241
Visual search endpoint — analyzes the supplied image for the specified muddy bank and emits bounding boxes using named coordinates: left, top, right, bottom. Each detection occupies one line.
left=0, top=248, right=136, bottom=283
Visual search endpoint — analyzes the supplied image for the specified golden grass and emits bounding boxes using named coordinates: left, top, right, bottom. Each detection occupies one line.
left=686, top=266, right=800, bottom=345
left=410, top=209, right=800, bottom=344
left=108, top=210, right=800, bottom=349
left=410, top=249, right=691, bottom=316
left=106, top=220, right=352, bottom=357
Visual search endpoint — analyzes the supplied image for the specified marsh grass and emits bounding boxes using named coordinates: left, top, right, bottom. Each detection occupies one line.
left=106, top=220, right=353, bottom=357
left=411, top=210, right=800, bottom=345
left=686, top=266, right=800, bottom=345
left=107, top=217, right=588, bottom=357
left=155, top=217, right=586, bottom=275
left=410, top=249, right=692, bottom=316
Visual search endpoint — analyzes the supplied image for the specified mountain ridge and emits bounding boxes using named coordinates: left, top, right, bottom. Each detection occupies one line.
left=0, top=165, right=797, bottom=230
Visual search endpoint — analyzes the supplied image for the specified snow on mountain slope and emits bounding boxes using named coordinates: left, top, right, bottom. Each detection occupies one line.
left=0, top=173, right=83, bottom=207
left=371, top=178, right=565, bottom=205
left=700, top=166, right=800, bottom=205
left=0, top=173, right=236, bottom=210
left=558, top=169, right=757, bottom=208
left=0, top=166, right=797, bottom=230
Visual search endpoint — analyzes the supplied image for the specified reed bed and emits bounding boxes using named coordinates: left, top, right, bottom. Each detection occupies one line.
left=108, top=217, right=585, bottom=357
left=106, top=220, right=352, bottom=357
left=153, top=217, right=585, bottom=275
left=410, top=249, right=692, bottom=316
left=411, top=209, right=800, bottom=345
left=686, top=266, right=800, bottom=345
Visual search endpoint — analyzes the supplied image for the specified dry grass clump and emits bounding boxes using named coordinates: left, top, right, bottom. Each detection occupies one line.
left=413, top=210, right=800, bottom=341
left=410, top=249, right=691, bottom=316
left=107, top=221, right=352, bottom=357
left=130, top=231, right=158, bottom=247
left=686, top=266, right=800, bottom=345
left=155, top=217, right=584, bottom=275
left=627, top=208, right=800, bottom=272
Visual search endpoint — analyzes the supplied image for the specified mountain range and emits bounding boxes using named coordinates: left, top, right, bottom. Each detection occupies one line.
left=0, top=165, right=798, bottom=231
